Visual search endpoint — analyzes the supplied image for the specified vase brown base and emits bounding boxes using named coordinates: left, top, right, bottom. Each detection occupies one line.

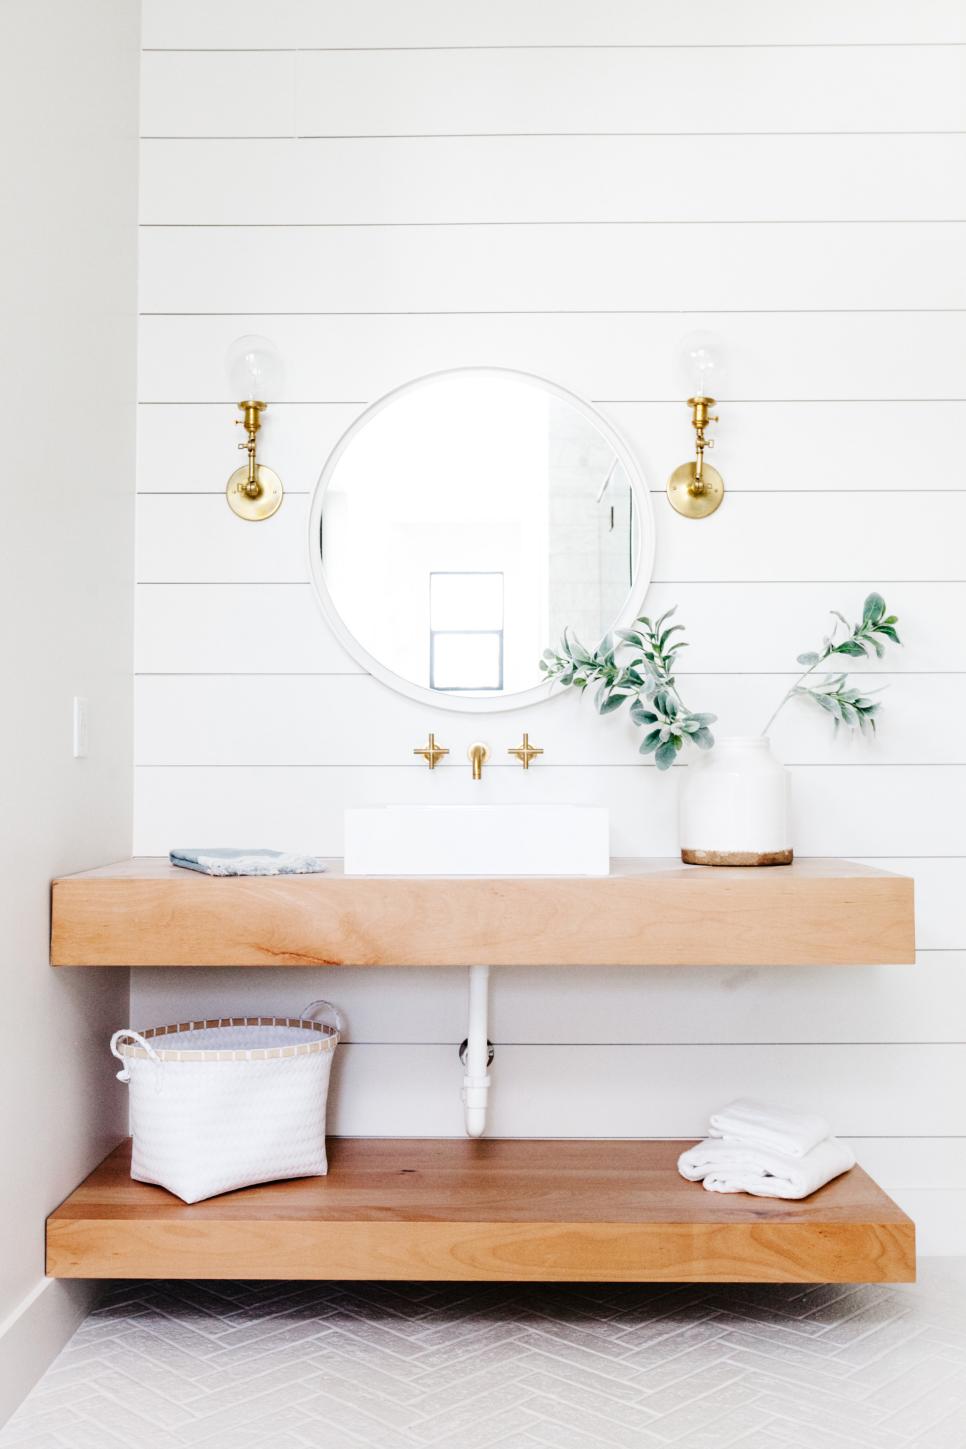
left=681, top=848, right=794, bottom=867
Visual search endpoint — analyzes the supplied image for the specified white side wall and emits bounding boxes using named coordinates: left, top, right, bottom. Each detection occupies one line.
left=134, top=2, right=966, bottom=1251
left=0, top=0, right=138, bottom=1421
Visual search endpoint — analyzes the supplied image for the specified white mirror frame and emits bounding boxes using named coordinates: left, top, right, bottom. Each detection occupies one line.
left=307, top=366, right=656, bottom=714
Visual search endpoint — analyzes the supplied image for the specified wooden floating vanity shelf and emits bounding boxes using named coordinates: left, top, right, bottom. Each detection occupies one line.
left=51, top=856, right=914, bottom=967
left=47, top=1139, right=914, bottom=1285
left=48, top=856, right=916, bottom=1283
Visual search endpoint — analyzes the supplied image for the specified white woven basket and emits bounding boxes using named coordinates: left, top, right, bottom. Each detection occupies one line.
left=110, top=1001, right=342, bottom=1204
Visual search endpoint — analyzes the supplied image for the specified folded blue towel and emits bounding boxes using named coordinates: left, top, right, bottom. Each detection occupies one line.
left=170, top=849, right=327, bottom=877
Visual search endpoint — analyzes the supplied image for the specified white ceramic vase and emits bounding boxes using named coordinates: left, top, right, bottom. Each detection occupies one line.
left=679, top=736, right=792, bottom=866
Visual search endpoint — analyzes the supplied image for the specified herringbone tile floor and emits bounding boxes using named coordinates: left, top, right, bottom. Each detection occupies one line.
left=3, top=1267, right=966, bottom=1449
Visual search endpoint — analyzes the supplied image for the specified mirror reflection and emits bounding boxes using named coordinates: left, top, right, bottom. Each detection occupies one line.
left=313, top=370, right=650, bottom=706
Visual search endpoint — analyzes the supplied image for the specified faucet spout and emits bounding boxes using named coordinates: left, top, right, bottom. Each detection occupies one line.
left=467, top=742, right=489, bottom=781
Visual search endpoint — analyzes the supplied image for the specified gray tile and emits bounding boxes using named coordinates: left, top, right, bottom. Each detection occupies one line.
left=3, top=1274, right=966, bottom=1449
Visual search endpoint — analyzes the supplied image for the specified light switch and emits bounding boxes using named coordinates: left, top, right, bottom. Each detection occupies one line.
left=72, top=696, right=89, bottom=758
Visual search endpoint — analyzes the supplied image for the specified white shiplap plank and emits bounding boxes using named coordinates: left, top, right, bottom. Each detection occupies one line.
left=295, top=47, right=966, bottom=137
left=139, top=222, right=966, bottom=315
left=137, top=312, right=966, bottom=402
left=135, top=580, right=962, bottom=675
left=846, top=1140, right=966, bottom=1193
left=137, top=402, right=360, bottom=495
left=139, top=135, right=966, bottom=225
left=131, top=764, right=683, bottom=858
left=141, top=0, right=966, bottom=49
left=136, top=494, right=308, bottom=583
left=321, top=1043, right=966, bottom=1137
left=140, top=51, right=296, bottom=137
left=324, top=1046, right=463, bottom=1137
left=489, top=1044, right=966, bottom=1138
left=136, top=400, right=966, bottom=497
left=889, top=1191, right=966, bottom=1255
left=134, top=672, right=964, bottom=768
left=489, top=954, right=966, bottom=1047
left=142, top=0, right=303, bottom=49
left=135, top=584, right=362, bottom=674
left=126, top=952, right=965, bottom=1046
left=135, top=491, right=966, bottom=584
left=652, top=493, right=966, bottom=583
left=602, top=401, right=966, bottom=499
left=130, top=968, right=469, bottom=1048
left=132, top=764, right=966, bottom=859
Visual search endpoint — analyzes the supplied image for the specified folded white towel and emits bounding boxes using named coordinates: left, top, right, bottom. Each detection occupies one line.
left=708, top=1097, right=830, bottom=1159
left=678, top=1136, right=855, bottom=1200
left=170, top=848, right=326, bottom=877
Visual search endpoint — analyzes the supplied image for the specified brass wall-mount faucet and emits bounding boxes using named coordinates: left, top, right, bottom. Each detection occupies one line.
left=415, top=737, right=541, bottom=778
left=467, top=742, right=490, bottom=781
left=413, top=733, right=449, bottom=769
left=507, top=733, right=543, bottom=769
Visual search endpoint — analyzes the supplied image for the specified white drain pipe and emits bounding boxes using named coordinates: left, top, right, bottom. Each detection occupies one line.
left=461, top=964, right=491, bottom=1137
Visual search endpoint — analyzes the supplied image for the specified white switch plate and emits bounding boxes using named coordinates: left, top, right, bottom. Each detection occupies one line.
left=72, top=696, right=89, bottom=758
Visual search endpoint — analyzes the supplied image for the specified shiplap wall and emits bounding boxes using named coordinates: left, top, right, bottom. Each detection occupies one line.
left=134, top=1, right=966, bottom=1251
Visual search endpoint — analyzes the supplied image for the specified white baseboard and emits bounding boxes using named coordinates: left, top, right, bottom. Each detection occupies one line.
left=0, top=1277, right=98, bottom=1429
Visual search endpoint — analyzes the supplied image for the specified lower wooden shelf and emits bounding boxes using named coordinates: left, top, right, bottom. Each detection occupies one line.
left=47, top=1139, right=914, bottom=1284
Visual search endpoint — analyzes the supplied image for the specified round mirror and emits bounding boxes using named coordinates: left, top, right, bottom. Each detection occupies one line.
left=309, top=368, right=654, bottom=711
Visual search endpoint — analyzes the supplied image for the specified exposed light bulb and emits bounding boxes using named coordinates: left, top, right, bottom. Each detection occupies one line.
left=225, top=334, right=282, bottom=402
left=678, top=330, right=724, bottom=400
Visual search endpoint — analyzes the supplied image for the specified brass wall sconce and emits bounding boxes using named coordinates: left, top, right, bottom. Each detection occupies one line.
left=225, top=334, right=284, bottom=521
left=667, top=331, right=725, bottom=520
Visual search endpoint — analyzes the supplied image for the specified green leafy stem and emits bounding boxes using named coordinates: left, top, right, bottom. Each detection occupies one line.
left=541, top=593, right=901, bottom=769
left=539, top=608, right=716, bottom=770
left=761, top=592, right=901, bottom=735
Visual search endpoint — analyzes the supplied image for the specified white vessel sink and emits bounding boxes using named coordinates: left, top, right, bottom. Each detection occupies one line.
left=344, top=805, right=610, bottom=876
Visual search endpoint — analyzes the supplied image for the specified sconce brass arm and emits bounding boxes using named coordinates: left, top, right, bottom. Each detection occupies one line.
left=235, top=401, right=267, bottom=497
left=689, top=395, right=718, bottom=491
left=666, top=393, right=725, bottom=520
left=226, top=400, right=284, bottom=521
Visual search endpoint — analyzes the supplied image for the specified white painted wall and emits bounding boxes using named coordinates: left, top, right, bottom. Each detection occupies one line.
left=0, top=0, right=138, bottom=1422
left=134, top=2, right=966, bottom=1251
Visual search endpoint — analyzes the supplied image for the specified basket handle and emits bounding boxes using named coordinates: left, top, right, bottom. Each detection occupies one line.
left=110, top=1029, right=162, bottom=1083
left=300, top=1000, right=344, bottom=1034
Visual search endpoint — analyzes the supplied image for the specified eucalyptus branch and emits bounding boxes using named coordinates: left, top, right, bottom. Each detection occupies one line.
left=540, top=608, right=716, bottom=770
left=762, top=592, right=901, bottom=736
left=789, top=675, right=883, bottom=733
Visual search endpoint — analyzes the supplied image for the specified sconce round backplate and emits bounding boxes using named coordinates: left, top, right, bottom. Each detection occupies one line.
left=666, top=461, right=724, bottom=519
left=226, top=464, right=284, bottom=521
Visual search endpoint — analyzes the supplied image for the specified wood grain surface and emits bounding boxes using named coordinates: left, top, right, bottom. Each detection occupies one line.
left=50, top=857, right=915, bottom=967
left=46, top=1138, right=915, bottom=1283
